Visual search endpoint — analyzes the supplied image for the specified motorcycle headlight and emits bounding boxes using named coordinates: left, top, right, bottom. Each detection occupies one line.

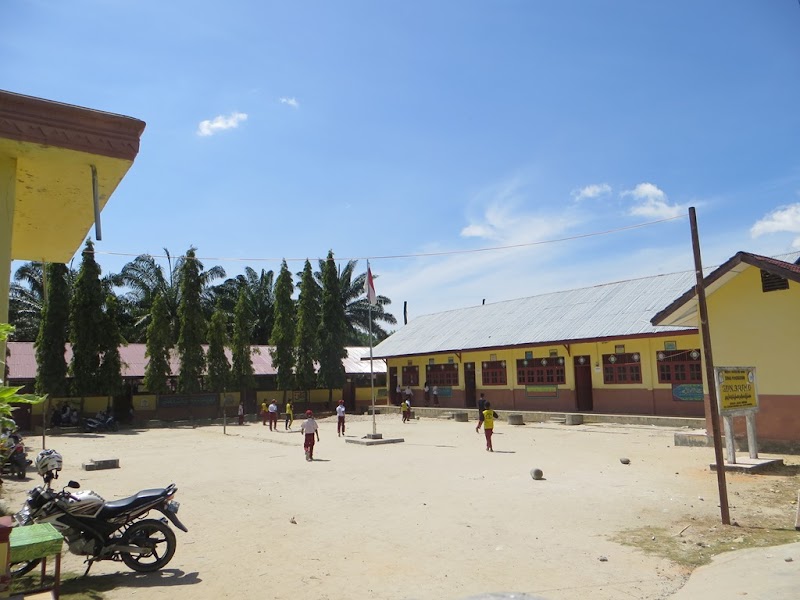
left=27, top=488, right=46, bottom=510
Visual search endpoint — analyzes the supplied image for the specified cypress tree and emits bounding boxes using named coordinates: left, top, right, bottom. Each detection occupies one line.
left=97, top=294, right=123, bottom=397
left=206, top=305, right=231, bottom=394
left=70, top=240, right=105, bottom=396
left=177, top=248, right=206, bottom=394
left=295, top=259, right=320, bottom=400
left=317, top=251, right=347, bottom=404
left=231, top=288, right=255, bottom=404
left=143, top=293, right=172, bottom=395
left=35, top=263, right=70, bottom=397
left=270, top=259, right=296, bottom=399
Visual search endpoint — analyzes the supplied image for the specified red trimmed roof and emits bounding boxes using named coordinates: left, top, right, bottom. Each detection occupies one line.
left=5, top=342, right=384, bottom=381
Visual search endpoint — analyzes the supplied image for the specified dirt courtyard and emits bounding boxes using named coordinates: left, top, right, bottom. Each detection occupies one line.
left=2, top=413, right=797, bottom=600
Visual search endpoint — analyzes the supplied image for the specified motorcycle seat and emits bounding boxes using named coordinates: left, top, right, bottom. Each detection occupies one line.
left=98, top=488, right=167, bottom=518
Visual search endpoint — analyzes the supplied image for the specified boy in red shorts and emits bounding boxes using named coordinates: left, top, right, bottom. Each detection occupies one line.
left=301, top=409, right=320, bottom=461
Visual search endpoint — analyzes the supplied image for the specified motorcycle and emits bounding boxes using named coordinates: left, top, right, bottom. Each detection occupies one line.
left=1, top=433, right=32, bottom=480
left=80, top=412, right=119, bottom=434
left=12, top=450, right=187, bottom=576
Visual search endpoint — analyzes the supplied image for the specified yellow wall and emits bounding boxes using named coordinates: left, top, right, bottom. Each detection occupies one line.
left=1, top=156, right=16, bottom=358
left=707, top=266, right=800, bottom=395
left=34, top=396, right=112, bottom=416
left=389, top=333, right=701, bottom=393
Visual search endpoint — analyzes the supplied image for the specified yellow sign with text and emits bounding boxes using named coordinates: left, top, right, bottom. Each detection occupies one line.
left=717, top=368, right=758, bottom=413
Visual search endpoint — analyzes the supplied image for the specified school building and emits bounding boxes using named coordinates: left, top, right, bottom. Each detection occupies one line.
left=372, top=251, right=800, bottom=446
left=5, top=343, right=386, bottom=429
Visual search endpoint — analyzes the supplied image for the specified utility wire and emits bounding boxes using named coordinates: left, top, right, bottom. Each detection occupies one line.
left=91, top=214, right=687, bottom=264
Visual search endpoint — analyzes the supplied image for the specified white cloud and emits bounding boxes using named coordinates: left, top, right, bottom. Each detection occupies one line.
left=573, top=183, right=611, bottom=201
left=197, top=112, right=248, bottom=137
left=622, top=182, right=685, bottom=219
left=280, top=97, right=300, bottom=108
left=750, top=203, right=800, bottom=248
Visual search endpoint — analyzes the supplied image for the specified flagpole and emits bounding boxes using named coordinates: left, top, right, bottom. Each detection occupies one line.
left=366, top=260, right=379, bottom=438
left=369, top=302, right=376, bottom=437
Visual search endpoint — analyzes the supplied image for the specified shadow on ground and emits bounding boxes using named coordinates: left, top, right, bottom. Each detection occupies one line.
left=60, top=568, right=201, bottom=598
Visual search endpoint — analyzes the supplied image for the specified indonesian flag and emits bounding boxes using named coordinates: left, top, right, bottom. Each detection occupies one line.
left=365, top=262, right=377, bottom=306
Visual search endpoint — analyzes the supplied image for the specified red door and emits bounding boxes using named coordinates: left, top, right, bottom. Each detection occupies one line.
left=464, top=363, right=476, bottom=408
left=574, top=356, right=594, bottom=411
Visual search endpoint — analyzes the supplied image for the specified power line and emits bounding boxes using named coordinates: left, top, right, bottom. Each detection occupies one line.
left=91, top=214, right=687, bottom=264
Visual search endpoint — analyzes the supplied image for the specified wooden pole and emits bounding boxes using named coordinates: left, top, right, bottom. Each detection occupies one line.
left=689, top=207, right=730, bottom=525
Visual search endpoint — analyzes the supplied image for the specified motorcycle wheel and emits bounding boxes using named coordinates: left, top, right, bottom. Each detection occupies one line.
left=10, top=515, right=41, bottom=577
left=120, top=519, right=176, bottom=572
left=10, top=559, right=41, bottom=577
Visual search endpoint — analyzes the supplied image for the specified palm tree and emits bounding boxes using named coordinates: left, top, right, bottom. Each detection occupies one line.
left=8, top=262, right=44, bottom=340
left=312, top=259, right=396, bottom=344
left=115, top=249, right=225, bottom=343
left=211, top=267, right=275, bottom=344
left=9, top=261, right=80, bottom=341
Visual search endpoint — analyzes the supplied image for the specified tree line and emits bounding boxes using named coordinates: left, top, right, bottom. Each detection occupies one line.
left=8, top=241, right=396, bottom=402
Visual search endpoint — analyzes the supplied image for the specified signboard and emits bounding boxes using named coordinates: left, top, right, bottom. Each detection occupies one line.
left=715, top=367, right=758, bottom=414
left=525, top=385, right=558, bottom=398
left=672, top=384, right=704, bottom=402
left=158, top=394, right=218, bottom=409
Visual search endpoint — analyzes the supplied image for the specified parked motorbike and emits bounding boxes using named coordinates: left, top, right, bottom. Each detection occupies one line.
left=80, top=412, right=119, bottom=434
left=1, top=432, right=32, bottom=479
left=12, top=449, right=187, bottom=576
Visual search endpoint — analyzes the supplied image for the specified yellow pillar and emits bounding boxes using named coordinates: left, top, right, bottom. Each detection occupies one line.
left=0, top=156, right=16, bottom=381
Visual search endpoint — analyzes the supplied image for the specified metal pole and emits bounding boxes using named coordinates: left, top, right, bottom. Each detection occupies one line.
left=370, top=304, right=376, bottom=437
left=689, top=206, right=730, bottom=525
left=91, top=165, right=102, bottom=241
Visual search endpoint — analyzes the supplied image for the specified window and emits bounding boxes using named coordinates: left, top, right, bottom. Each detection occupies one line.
left=401, top=365, right=419, bottom=386
left=516, top=357, right=566, bottom=385
left=656, top=349, right=702, bottom=384
left=602, top=353, right=642, bottom=384
left=481, top=360, right=507, bottom=386
left=426, top=363, right=459, bottom=386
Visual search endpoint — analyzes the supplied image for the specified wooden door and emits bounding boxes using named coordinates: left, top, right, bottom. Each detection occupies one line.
left=464, top=363, right=476, bottom=408
left=574, top=356, right=594, bottom=411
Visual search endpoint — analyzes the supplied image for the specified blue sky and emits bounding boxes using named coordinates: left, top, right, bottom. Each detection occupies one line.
left=4, top=1, right=800, bottom=324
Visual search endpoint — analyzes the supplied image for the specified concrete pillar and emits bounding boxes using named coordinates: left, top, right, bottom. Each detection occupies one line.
left=0, top=156, right=16, bottom=380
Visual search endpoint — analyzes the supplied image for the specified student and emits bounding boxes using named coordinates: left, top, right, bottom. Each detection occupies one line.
left=483, top=401, right=499, bottom=452
left=423, top=381, right=430, bottom=406
left=285, top=399, right=294, bottom=430
left=476, top=393, right=487, bottom=432
left=301, top=410, right=320, bottom=461
left=336, top=399, right=346, bottom=437
left=238, top=402, right=245, bottom=426
left=268, top=399, right=279, bottom=431
left=261, top=400, right=268, bottom=426
left=432, top=385, right=439, bottom=406
left=401, top=398, right=410, bottom=423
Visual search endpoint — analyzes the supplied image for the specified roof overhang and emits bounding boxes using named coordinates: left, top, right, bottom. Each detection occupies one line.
left=651, top=252, right=800, bottom=327
left=0, top=90, right=146, bottom=263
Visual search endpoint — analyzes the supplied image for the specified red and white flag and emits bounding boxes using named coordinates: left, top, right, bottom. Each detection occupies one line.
left=365, top=261, right=377, bottom=306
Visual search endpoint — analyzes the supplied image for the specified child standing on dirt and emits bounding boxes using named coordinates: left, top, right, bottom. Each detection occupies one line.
left=476, top=393, right=487, bottom=432
left=336, top=399, right=346, bottom=436
left=285, top=399, right=294, bottom=430
left=483, top=401, right=499, bottom=452
left=401, top=398, right=409, bottom=423
left=301, top=410, right=320, bottom=461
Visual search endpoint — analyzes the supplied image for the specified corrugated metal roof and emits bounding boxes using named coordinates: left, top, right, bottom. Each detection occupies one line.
left=652, top=251, right=800, bottom=327
left=372, top=271, right=699, bottom=358
left=6, top=343, right=384, bottom=381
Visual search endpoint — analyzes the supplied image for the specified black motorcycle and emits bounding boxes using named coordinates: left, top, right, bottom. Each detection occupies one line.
left=13, top=452, right=187, bottom=576
left=80, top=412, right=119, bottom=434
